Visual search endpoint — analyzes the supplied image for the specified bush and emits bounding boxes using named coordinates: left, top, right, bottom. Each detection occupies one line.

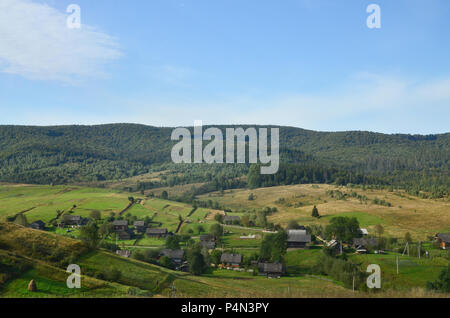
left=159, top=255, right=175, bottom=269
left=427, top=264, right=450, bottom=292
left=103, top=267, right=122, bottom=282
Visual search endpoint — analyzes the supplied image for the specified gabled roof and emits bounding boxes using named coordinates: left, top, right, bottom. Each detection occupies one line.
left=146, top=228, right=168, bottom=234
left=224, top=215, right=240, bottom=222
left=287, top=230, right=311, bottom=243
left=359, top=228, right=369, bottom=235
left=200, top=234, right=215, bottom=242
left=437, top=233, right=450, bottom=243
left=161, top=249, right=185, bottom=259
left=353, top=237, right=378, bottom=247
left=327, top=239, right=339, bottom=248
left=220, top=253, right=242, bottom=264
left=201, top=241, right=216, bottom=249
left=258, top=262, right=283, bottom=273
left=113, top=220, right=128, bottom=226
left=134, top=221, right=145, bottom=226
left=66, top=215, right=81, bottom=221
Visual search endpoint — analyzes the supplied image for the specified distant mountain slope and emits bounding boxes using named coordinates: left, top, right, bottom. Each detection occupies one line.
left=0, top=124, right=448, bottom=184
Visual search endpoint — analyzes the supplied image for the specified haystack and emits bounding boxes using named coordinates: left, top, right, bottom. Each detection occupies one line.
left=28, top=279, right=37, bottom=292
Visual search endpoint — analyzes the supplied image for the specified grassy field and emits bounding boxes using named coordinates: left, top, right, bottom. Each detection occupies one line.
left=0, top=183, right=449, bottom=298
left=0, top=221, right=448, bottom=298
left=198, top=184, right=450, bottom=240
left=348, top=252, right=449, bottom=290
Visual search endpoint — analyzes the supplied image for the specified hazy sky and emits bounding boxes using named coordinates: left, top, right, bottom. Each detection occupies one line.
left=0, top=0, right=449, bottom=134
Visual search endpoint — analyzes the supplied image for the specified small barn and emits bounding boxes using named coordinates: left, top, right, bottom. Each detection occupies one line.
left=287, top=229, right=311, bottom=248
left=146, top=228, right=168, bottom=238
left=258, top=262, right=284, bottom=278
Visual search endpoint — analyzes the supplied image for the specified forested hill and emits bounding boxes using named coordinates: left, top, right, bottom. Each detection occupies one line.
left=0, top=124, right=448, bottom=185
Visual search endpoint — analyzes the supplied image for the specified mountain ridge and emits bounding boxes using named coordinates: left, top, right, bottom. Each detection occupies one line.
left=0, top=123, right=448, bottom=186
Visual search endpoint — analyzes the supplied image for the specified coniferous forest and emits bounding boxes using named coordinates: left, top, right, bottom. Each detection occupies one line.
left=0, top=124, right=448, bottom=197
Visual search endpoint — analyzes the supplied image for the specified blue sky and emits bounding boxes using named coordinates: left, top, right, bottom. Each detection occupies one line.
left=0, top=0, right=449, bottom=134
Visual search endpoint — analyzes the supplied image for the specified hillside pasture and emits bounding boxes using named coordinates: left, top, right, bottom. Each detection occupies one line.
left=198, top=184, right=450, bottom=240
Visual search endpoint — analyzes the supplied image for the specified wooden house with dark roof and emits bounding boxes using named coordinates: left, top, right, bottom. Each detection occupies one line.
left=160, top=249, right=185, bottom=264
left=133, top=220, right=146, bottom=233
left=353, top=237, right=379, bottom=253
left=113, top=220, right=128, bottom=232
left=436, top=233, right=450, bottom=250
left=220, top=253, right=242, bottom=267
left=258, top=262, right=284, bottom=278
left=146, top=228, right=168, bottom=238
left=287, top=229, right=311, bottom=248
left=59, top=215, right=85, bottom=227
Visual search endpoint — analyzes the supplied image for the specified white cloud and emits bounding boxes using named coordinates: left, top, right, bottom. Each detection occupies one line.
left=0, top=0, right=122, bottom=82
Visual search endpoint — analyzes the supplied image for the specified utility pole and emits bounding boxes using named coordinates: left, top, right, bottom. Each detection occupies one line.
left=352, top=275, right=355, bottom=292
left=402, top=242, right=409, bottom=256
left=396, top=255, right=399, bottom=274
left=418, top=241, right=421, bottom=259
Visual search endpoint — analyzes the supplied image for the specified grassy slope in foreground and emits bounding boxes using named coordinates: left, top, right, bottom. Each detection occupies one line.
left=0, top=223, right=449, bottom=297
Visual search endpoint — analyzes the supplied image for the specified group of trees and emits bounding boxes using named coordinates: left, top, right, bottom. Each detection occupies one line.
left=324, top=216, right=361, bottom=243
left=259, top=231, right=287, bottom=263
left=0, top=124, right=447, bottom=199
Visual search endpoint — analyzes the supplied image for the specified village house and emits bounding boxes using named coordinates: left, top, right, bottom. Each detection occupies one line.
left=116, top=250, right=131, bottom=258
left=435, top=233, right=450, bottom=250
left=113, top=220, right=128, bottom=232
left=220, top=253, right=242, bottom=268
left=287, top=229, right=311, bottom=248
left=146, top=228, right=168, bottom=238
left=133, top=220, right=146, bottom=233
left=258, top=262, right=284, bottom=278
left=200, top=234, right=216, bottom=249
left=160, top=249, right=185, bottom=265
left=59, top=215, right=85, bottom=228
left=353, top=237, right=379, bottom=254
left=117, top=230, right=132, bottom=240
left=29, top=220, right=45, bottom=230
left=223, top=215, right=240, bottom=225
